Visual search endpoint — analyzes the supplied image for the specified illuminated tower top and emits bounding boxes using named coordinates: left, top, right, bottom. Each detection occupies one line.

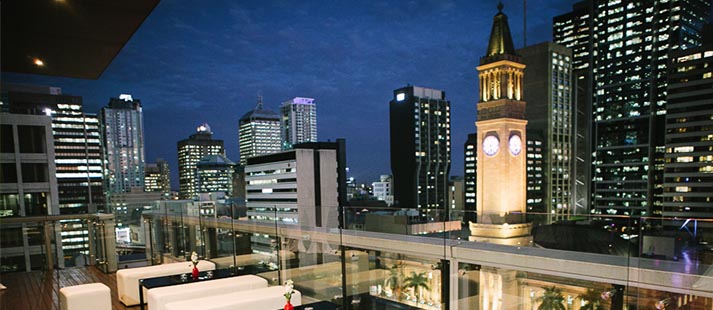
left=477, top=2, right=525, bottom=121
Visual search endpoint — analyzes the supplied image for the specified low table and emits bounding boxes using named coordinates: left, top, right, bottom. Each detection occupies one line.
left=138, top=269, right=236, bottom=310
left=291, top=300, right=340, bottom=310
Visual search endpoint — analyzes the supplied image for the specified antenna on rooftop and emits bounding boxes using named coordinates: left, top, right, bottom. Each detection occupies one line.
left=256, top=92, right=263, bottom=110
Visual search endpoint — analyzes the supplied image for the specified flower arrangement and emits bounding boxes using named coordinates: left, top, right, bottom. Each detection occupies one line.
left=283, top=279, right=294, bottom=301
left=190, top=251, right=199, bottom=267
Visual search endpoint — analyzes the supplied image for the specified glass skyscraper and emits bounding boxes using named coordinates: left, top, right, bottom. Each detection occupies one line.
left=100, top=94, right=145, bottom=195
left=177, top=124, right=225, bottom=199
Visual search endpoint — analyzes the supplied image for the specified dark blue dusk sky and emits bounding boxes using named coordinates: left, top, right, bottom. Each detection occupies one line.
left=4, top=0, right=579, bottom=187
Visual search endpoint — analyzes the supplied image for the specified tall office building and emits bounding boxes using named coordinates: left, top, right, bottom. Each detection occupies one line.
left=145, top=158, right=171, bottom=195
left=177, top=124, right=224, bottom=199
left=100, top=94, right=145, bottom=195
left=196, top=154, right=236, bottom=197
left=280, top=97, right=317, bottom=150
left=663, top=44, right=713, bottom=218
left=4, top=86, right=104, bottom=214
left=238, top=97, right=281, bottom=165
left=463, top=133, right=477, bottom=223
left=390, top=86, right=451, bottom=217
left=526, top=135, right=544, bottom=220
left=554, top=0, right=711, bottom=217
left=518, top=42, right=574, bottom=222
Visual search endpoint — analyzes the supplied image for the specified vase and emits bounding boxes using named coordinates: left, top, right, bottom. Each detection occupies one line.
left=284, top=300, right=294, bottom=310
left=192, top=265, right=199, bottom=280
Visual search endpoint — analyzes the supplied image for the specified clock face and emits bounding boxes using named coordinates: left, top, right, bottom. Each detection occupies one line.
left=509, top=134, right=522, bottom=156
left=483, top=135, right=499, bottom=156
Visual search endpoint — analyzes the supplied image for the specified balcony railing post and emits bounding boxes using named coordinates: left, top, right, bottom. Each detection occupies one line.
left=43, top=221, right=54, bottom=271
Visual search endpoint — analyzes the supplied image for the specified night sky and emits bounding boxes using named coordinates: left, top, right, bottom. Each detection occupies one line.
left=4, top=0, right=579, bottom=188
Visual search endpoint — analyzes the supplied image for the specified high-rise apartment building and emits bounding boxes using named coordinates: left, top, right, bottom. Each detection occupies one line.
left=196, top=154, right=236, bottom=197
left=518, top=42, right=574, bottom=222
left=238, top=97, right=281, bottom=165
left=177, top=124, right=224, bottom=199
left=144, top=158, right=171, bottom=195
left=100, top=94, right=145, bottom=195
left=280, top=97, right=317, bottom=150
left=463, top=133, right=477, bottom=223
left=663, top=44, right=713, bottom=218
left=4, top=86, right=104, bottom=214
left=554, top=0, right=711, bottom=217
left=390, top=86, right=451, bottom=217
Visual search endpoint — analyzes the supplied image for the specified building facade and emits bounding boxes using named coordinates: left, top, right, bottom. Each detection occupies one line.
left=144, top=158, right=170, bottom=195
left=371, top=174, right=393, bottom=206
left=280, top=97, right=317, bottom=150
left=177, top=124, right=225, bottom=199
left=463, top=133, right=477, bottom=223
left=663, top=45, right=713, bottom=218
left=518, top=42, right=574, bottom=222
left=554, top=0, right=711, bottom=217
left=196, top=154, right=236, bottom=197
left=238, top=97, right=281, bottom=165
left=245, top=141, right=346, bottom=228
left=0, top=112, right=63, bottom=272
left=390, top=86, right=451, bottom=218
left=4, top=87, right=104, bottom=214
left=100, top=94, right=145, bottom=195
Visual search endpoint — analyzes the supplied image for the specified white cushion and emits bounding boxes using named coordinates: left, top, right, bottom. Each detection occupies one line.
left=147, top=275, right=268, bottom=310
left=59, top=283, right=110, bottom=310
left=116, top=260, right=215, bottom=306
left=164, top=286, right=302, bottom=310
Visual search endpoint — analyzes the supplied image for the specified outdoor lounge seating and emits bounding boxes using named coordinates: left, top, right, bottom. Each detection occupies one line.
left=59, top=283, right=111, bottom=310
left=116, top=260, right=216, bottom=306
left=164, top=286, right=302, bottom=310
left=147, top=275, right=268, bottom=310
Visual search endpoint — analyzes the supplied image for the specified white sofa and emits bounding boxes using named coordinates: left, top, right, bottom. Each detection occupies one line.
left=164, top=286, right=302, bottom=310
left=147, top=275, right=268, bottom=310
left=116, top=260, right=216, bottom=306
left=59, top=283, right=110, bottom=310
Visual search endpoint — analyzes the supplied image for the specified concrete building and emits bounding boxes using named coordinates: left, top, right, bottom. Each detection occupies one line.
left=280, top=97, right=317, bottom=150
left=554, top=0, right=711, bottom=217
left=3, top=86, right=104, bottom=214
left=663, top=44, right=713, bottom=219
left=371, top=175, right=393, bottom=206
left=144, top=158, right=171, bottom=195
left=390, top=85, right=451, bottom=218
left=238, top=96, right=281, bottom=165
left=526, top=135, right=545, bottom=223
left=518, top=42, right=574, bottom=222
left=196, top=154, right=236, bottom=197
left=245, top=140, right=346, bottom=228
left=177, top=123, right=225, bottom=199
left=107, top=187, right=162, bottom=245
left=0, top=112, right=63, bottom=271
left=99, top=94, right=145, bottom=195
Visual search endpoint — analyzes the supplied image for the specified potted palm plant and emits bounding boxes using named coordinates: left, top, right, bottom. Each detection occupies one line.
left=404, top=271, right=430, bottom=303
left=536, top=286, right=566, bottom=310
left=578, top=289, right=604, bottom=310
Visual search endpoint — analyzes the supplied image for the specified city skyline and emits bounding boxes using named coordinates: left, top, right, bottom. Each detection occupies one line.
left=2, top=0, right=583, bottom=186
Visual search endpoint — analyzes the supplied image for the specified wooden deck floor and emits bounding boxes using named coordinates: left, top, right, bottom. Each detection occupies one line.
left=0, top=266, right=139, bottom=310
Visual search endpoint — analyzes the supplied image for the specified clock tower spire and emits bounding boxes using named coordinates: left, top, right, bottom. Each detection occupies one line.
left=469, top=3, right=532, bottom=246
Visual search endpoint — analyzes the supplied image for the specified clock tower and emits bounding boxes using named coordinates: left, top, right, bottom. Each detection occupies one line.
left=470, top=2, right=532, bottom=246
